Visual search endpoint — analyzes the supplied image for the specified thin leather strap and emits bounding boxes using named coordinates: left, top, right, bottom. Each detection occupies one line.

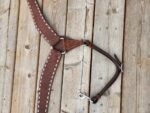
left=83, top=40, right=122, bottom=103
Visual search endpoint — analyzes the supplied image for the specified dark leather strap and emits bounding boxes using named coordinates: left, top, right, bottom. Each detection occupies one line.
left=27, top=0, right=122, bottom=113
left=83, top=40, right=122, bottom=103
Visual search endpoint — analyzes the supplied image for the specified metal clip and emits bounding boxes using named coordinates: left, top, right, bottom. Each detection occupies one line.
left=79, top=92, right=92, bottom=102
left=120, top=64, right=123, bottom=73
left=61, top=51, right=66, bottom=55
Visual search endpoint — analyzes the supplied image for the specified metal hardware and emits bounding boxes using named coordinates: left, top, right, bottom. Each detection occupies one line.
left=79, top=92, right=93, bottom=102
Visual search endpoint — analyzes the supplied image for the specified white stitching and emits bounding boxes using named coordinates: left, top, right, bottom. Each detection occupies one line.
left=36, top=50, right=61, bottom=112
left=27, top=1, right=62, bottom=112
left=27, top=0, right=58, bottom=45
left=45, top=109, right=47, bottom=112
left=34, top=0, right=56, bottom=34
left=37, top=49, right=53, bottom=111
left=44, top=53, right=61, bottom=112
left=27, top=1, right=49, bottom=43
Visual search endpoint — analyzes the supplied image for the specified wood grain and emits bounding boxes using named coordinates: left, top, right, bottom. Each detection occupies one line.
left=90, top=0, right=124, bottom=113
left=122, top=0, right=150, bottom=113
left=11, top=0, right=40, bottom=113
left=0, top=0, right=19, bottom=113
left=0, top=0, right=10, bottom=113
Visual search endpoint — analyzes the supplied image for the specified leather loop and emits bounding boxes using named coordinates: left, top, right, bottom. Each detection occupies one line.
left=52, top=37, right=84, bottom=54
left=53, top=37, right=66, bottom=54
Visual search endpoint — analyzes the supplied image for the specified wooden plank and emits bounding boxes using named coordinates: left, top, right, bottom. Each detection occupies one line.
left=90, top=0, right=124, bottom=113
left=122, top=0, right=150, bottom=113
left=10, top=0, right=41, bottom=113
left=61, top=0, right=94, bottom=113
left=35, top=0, right=67, bottom=113
left=0, top=0, right=19, bottom=113
left=0, top=0, right=11, bottom=112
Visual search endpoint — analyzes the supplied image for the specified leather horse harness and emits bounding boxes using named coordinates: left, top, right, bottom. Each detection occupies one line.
left=27, top=0, right=122, bottom=113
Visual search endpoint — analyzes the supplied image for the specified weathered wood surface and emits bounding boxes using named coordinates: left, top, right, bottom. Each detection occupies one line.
left=11, top=0, right=40, bottom=113
left=122, top=0, right=150, bottom=113
left=0, top=0, right=150, bottom=113
left=0, top=0, right=19, bottom=113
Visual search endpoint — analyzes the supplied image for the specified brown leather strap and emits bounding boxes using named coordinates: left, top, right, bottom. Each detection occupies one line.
left=27, top=0, right=59, bottom=46
left=37, top=49, right=61, bottom=113
left=26, top=0, right=122, bottom=113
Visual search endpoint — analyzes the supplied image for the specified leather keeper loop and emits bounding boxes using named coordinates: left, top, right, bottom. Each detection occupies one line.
left=91, top=95, right=100, bottom=104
